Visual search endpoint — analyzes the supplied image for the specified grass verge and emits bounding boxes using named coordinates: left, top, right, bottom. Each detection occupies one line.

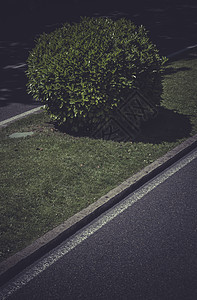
left=0, top=49, right=197, bottom=263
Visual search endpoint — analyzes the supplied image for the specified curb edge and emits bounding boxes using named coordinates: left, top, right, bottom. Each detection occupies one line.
left=1, top=44, right=197, bottom=286
left=1, top=133, right=197, bottom=286
left=0, top=106, right=43, bottom=129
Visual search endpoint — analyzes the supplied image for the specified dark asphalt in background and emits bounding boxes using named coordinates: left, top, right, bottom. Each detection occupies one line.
left=2, top=147, right=197, bottom=300
left=0, top=1, right=197, bottom=122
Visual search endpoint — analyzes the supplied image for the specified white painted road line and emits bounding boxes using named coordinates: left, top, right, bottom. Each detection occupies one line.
left=0, top=106, right=43, bottom=127
left=3, top=63, right=27, bottom=70
left=1, top=147, right=197, bottom=300
left=167, top=44, right=197, bottom=58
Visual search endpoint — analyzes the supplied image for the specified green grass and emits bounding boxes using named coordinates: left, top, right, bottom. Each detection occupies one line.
left=0, top=49, right=197, bottom=263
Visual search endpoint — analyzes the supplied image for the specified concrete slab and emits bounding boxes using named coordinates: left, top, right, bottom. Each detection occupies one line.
left=9, top=132, right=34, bottom=138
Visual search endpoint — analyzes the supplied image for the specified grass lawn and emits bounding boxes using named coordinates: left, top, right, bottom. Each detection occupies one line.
left=0, top=49, right=197, bottom=263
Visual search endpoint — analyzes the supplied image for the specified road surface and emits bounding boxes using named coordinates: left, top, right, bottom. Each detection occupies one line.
left=1, top=147, right=197, bottom=300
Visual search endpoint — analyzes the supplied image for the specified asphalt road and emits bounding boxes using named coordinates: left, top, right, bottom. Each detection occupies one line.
left=1, top=147, right=197, bottom=300
left=0, top=1, right=197, bottom=122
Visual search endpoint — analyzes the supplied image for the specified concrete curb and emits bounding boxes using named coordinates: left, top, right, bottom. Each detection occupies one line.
left=1, top=44, right=197, bottom=286
left=0, top=106, right=43, bottom=129
left=0, top=133, right=197, bottom=286
left=166, top=44, right=197, bottom=59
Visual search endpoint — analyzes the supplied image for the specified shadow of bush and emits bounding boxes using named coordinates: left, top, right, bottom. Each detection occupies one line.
left=163, top=66, right=191, bottom=76
left=55, top=107, right=192, bottom=144
left=134, top=107, right=192, bottom=144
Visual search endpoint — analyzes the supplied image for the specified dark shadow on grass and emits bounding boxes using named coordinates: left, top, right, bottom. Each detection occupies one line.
left=55, top=107, right=192, bottom=144
left=134, top=107, right=192, bottom=144
left=163, top=66, right=191, bottom=76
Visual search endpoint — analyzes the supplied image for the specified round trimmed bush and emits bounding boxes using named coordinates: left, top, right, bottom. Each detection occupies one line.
left=26, top=17, right=167, bottom=131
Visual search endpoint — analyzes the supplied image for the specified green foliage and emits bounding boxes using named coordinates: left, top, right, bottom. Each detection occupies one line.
left=26, top=17, right=167, bottom=130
